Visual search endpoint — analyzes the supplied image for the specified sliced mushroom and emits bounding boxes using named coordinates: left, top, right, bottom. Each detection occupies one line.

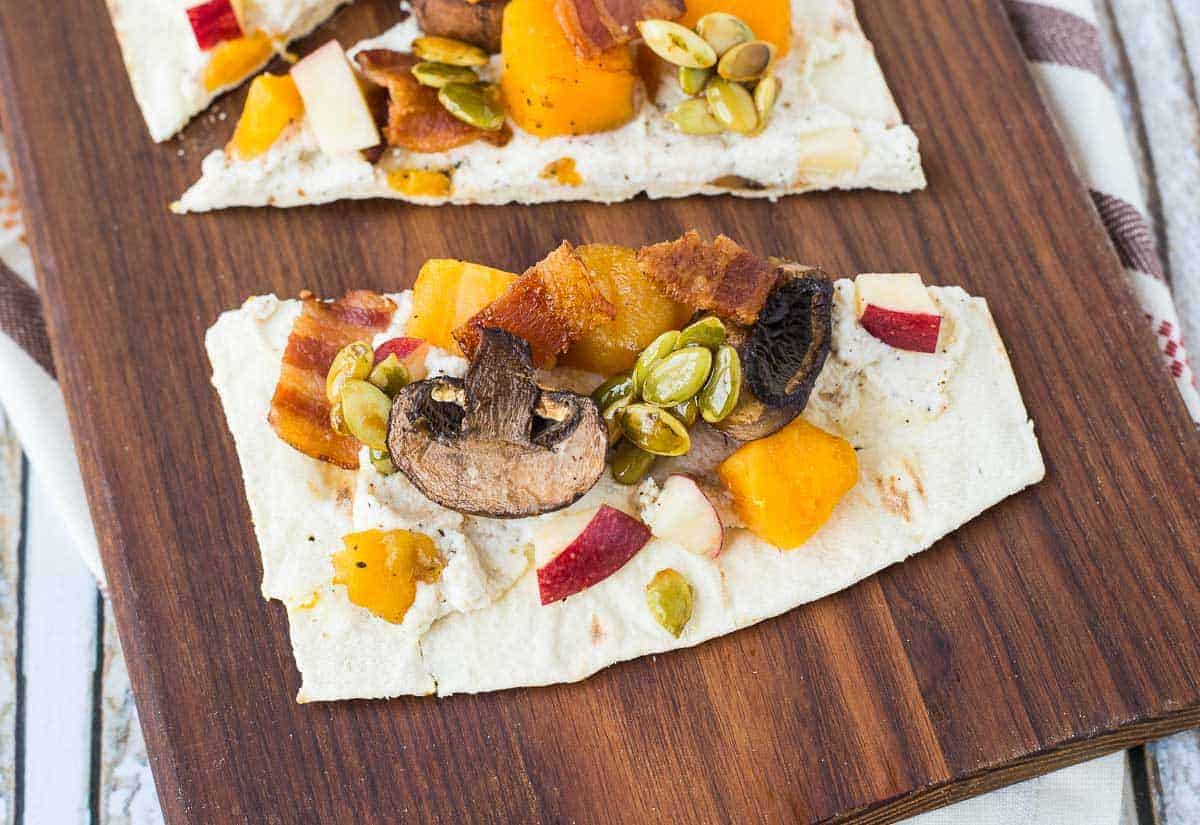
left=410, top=0, right=508, bottom=54
left=711, top=263, right=833, bottom=441
left=387, top=328, right=607, bottom=517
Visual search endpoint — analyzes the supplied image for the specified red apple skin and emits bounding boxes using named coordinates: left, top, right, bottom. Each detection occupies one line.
left=186, top=0, right=243, bottom=49
left=537, top=505, right=651, bottom=605
left=375, top=337, right=430, bottom=379
left=859, top=305, right=941, bottom=353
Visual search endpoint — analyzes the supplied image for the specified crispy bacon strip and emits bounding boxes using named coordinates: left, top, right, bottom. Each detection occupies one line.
left=637, top=231, right=778, bottom=325
left=355, top=50, right=511, bottom=154
left=555, top=0, right=684, bottom=56
left=453, top=241, right=616, bottom=366
left=269, top=290, right=397, bottom=470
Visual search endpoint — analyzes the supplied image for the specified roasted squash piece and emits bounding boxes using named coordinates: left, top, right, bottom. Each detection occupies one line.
left=501, top=0, right=638, bottom=137
left=332, top=529, right=445, bottom=624
left=407, top=259, right=518, bottom=354
left=716, top=417, right=857, bottom=549
left=454, top=241, right=617, bottom=366
left=678, top=0, right=792, bottom=55
left=203, top=30, right=274, bottom=92
left=229, top=73, right=304, bottom=160
left=562, top=244, right=692, bottom=375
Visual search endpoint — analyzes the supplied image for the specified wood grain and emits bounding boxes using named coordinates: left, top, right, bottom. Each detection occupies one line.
left=1, top=1, right=1200, bottom=823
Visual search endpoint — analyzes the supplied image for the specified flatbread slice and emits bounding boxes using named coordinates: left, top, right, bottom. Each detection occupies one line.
left=207, top=278, right=1042, bottom=700
left=175, top=0, right=924, bottom=211
left=108, top=0, right=347, bottom=141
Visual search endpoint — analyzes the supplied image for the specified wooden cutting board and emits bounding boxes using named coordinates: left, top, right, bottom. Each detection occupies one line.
left=2, top=1, right=1199, bottom=822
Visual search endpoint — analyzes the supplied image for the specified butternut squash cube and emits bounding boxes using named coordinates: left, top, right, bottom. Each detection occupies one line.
left=406, top=259, right=518, bottom=354
left=229, top=73, right=304, bottom=160
left=202, top=30, right=274, bottom=92
left=332, top=529, right=445, bottom=624
left=562, top=244, right=692, bottom=375
left=716, top=417, right=857, bottom=550
left=501, top=0, right=638, bottom=137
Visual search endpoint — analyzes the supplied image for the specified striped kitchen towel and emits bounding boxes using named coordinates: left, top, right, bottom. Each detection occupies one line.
left=0, top=0, right=1197, bottom=590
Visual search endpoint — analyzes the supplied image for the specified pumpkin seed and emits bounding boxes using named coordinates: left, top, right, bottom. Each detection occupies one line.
left=412, top=36, right=489, bottom=67
left=411, top=61, right=479, bottom=88
left=611, top=440, right=657, bottom=485
left=633, top=330, right=681, bottom=393
left=705, top=78, right=758, bottom=134
left=753, top=74, right=779, bottom=129
left=369, top=448, right=397, bottom=475
left=622, top=403, right=691, bottom=456
left=642, top=346, right=713, bottom=407
left=592, top=372, right=636, bottom=411
left=695, top=12, right=754, bottom=57
left=678, top=65, right=712, bottom=96
left=329, top=400, right=350, bottom=436
left=678, top=315, right=726, bottom=349
left=666, top=98, right=725, bottom=136
left=645, top=568, right=693, bottom=637
left=339, top=379, right=392, bottom=451
left=602, top=400, right=629, bottom=446
left=438, top=82, right=505, bottom=131
left=368, top=354, right=411, bottom=397
left=717, top=40, right=776, bottom=82
left=670, top=396, right=699, bottom=427
left=699, top=344, right=742, bottom=423
left=326, top=341, right=373, bottom=403
left=637, top=19, right=717, bottom=69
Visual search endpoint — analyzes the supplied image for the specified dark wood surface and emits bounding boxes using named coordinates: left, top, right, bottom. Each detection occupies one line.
left=2, top=0, right=1199, bottom=822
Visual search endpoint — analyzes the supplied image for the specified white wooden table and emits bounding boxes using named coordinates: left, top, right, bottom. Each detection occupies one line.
left=0, top=412, right=1194, bottom=823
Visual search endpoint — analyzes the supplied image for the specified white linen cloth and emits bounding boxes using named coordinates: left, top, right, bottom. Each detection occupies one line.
left=0, top=0, right=1196, bottom=820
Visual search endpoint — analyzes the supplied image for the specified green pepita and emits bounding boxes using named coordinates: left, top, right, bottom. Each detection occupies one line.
left=753, top=74, right=779, bottom=130
left=633, top=330, right=681, bottom=393
left=670, top=396, right=699, bottom=427
left=592, top=372, right=636, bottom=411
left=622, top=403, right=691, bottom=456
left=637, top=19, right=717, bottom=69
left=678, top=315, right=726, bottom=349
left=705, top=78, right=758, bottom=134
left=370, top=448, right=397, bottom=475
left=699, top=344, right=742, bottom=423
left=602, top=400, right=629, bottom=446
left=368, top=354, right=411, bottom=397
left=646, top=568, right=694, bottom=637
left=326, top=341, right=373, bottom=403
left=438, top=82, right=505, bottom=131
left=411, top=61, right=480, bottom=88
left=329, top=400, right=350, bottom=436
left=717, top=39, right=776, bottom=82
left=642, top=346, right=713, bottom=407
left=339, top=378, right=393, bottom=451
left=666, top=98, right=725, bottom=136
left=678, top=65, right=712, bottom=96
left=611, top=440, right=657, bottom=485
left=412, top=36, right=489, bottom=67
left=695, top=12, right=754, bottom=57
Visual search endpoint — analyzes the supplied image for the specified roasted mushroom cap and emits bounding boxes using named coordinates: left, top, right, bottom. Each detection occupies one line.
left=712, top=263, right=834, bottom=441
left=387, top=328, right=607, bottom=517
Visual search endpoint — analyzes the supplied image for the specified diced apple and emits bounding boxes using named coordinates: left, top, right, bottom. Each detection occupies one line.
left=374, top=337, right=430, bottom=380
left=642, top=475, right=724, bottom=558
left=535, top=505, right=650, bottom=605
left=290, top=40, right=380, bottom=155
left=187, top=0, right=243, bottom=50
left=795, top=126, right=866, bottom=177
left=854, top=273, right=942, bottom=353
